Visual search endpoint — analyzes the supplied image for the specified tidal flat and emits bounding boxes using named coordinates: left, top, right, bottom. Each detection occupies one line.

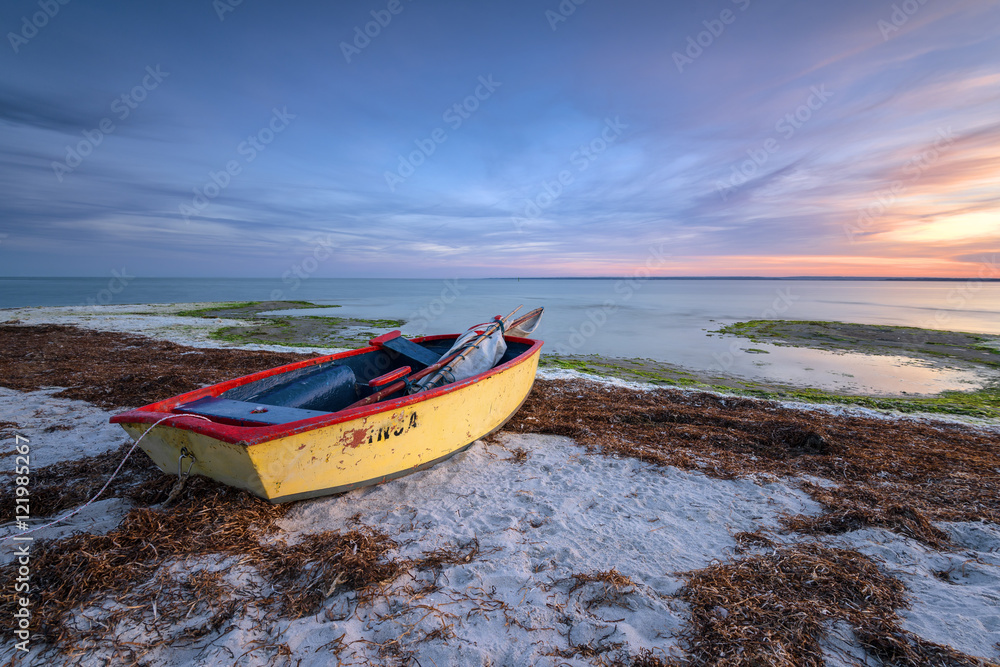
left=174, top=300, right=404, bottom=348
left=542, top=320, right=1000, bottom=422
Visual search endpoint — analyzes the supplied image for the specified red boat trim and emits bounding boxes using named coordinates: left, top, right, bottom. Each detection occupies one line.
left=110, top=335, right=543, bottom=447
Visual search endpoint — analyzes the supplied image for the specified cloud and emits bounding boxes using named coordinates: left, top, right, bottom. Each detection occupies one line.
left=0, top=88, right=103, bottom=135
left=1, top=1, right=997, bottom=277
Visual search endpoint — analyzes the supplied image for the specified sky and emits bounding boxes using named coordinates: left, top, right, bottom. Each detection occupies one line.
left=0, top=0, right=998, bottom=279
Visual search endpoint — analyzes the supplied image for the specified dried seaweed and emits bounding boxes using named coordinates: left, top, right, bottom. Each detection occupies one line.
left=0, top=473, right=495, bottom=657
left=732, top=529, right=775, bottom=552
left=0, top=477, right=289, bottom=648
left=0, top=441, right=162, bottom=523
left=3, top=325, right=1000, bottom=663
left=508, top=447, right=529, bottom=464
left=671, top=543, right=995, bottom=667
left=415, top=537, right=484, bottom=572
left=0, top=323, right=310, bottom=409
left=782, top=485, right=952, bottom=548
left=0, top=420, right=22, bottom=458
left=261, top=528, right=404, bottom=619
left=569, top=568, right=637, bottom=611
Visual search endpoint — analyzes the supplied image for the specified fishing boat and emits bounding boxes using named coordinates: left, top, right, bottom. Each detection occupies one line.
left=110, top=308, right=543, bottom=503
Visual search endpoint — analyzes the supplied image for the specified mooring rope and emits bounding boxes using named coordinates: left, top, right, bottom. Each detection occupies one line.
left=162, top=447, right=197, bottom=507
left=1, top=413, right=212, bottom=541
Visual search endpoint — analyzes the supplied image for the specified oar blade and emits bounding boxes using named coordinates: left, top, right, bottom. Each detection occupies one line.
left=507, top=307, right=544, bottom=337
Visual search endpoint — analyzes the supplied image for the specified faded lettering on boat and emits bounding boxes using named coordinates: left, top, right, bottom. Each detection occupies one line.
left=367, top=412, right=419, bottom=445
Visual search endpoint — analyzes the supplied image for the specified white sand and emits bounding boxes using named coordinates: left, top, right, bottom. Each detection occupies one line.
left=263, top=434, right=819, bottom=665
left=0, top=387, right=129, bottom=468
left=0, top=388, right=134, bottom=550
left=838, top=524, right=1000, bottom=660
left=2, top=307, right=999, bottom=664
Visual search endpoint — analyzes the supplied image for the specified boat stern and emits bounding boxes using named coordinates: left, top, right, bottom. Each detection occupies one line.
left=117, top=419, right=271, bottom=499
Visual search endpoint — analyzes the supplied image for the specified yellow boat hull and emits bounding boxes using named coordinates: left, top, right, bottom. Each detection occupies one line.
left=114, top=335, right=540, bottom=502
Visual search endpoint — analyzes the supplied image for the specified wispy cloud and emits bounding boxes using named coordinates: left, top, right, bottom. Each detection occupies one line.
left=0, top=0, right=997, bottom=277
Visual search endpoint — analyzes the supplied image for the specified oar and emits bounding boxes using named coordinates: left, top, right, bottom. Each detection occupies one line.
left=344, top=350, right=459, bottom=409
left=506, top=306, right=543, bottom=337
left=412, top=306, right=523, bottom=392
left=344, top=306, right=523, bottom=409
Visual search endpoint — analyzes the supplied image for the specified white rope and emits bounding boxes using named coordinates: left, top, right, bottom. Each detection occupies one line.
left=2, top=413, right=212, bottom=541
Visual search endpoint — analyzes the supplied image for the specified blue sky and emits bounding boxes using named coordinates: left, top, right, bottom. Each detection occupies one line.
left=1, top=0, right=998, bottom=278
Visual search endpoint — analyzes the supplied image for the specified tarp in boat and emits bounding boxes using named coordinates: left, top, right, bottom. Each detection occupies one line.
left=409, top=307, right=542, bottom=393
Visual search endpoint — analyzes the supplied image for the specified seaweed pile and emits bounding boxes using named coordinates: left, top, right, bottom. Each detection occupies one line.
left=670, top=543, right=991, bottom=667
left=0, top=467, right=482, bottom=661
left=0, top=441, right=160, bottom=523
left=0, top=323, right=310, bottom=410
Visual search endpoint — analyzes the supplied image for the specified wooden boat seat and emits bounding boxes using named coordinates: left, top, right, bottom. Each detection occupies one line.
left=376, top=334, right=441, bottom=367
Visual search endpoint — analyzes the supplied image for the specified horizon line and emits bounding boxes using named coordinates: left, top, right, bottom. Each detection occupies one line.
left=1, top=275, right=999, bottom=282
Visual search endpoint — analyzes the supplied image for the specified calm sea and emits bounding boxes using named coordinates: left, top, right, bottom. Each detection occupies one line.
left=2, top=277, right=998, bottom=394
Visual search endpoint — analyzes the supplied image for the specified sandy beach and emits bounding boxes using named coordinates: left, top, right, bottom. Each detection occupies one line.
left=1, top=306, right=999, bottom=666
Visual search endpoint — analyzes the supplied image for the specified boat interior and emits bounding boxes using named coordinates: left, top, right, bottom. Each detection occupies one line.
left=173, top=336, right=534, bottom=428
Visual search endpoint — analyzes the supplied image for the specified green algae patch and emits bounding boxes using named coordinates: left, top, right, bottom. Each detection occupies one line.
left=738, top=385, right=1000, bottom=421
left=712, top=319, right=1000, bottom=369
left=704, top=320, right=1000, bottom=418
left=541, top=342, right=1000, bottom=422
left=172, top=301, right=402, bottom=348
left=540, top=355, right=709, bottom=388
left=210, top=315, right=404, bottom=349
left=174, top=301, right=340, bottom=318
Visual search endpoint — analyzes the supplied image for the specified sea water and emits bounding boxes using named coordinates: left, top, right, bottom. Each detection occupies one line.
left=2, top=277, right=998, bottom=394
